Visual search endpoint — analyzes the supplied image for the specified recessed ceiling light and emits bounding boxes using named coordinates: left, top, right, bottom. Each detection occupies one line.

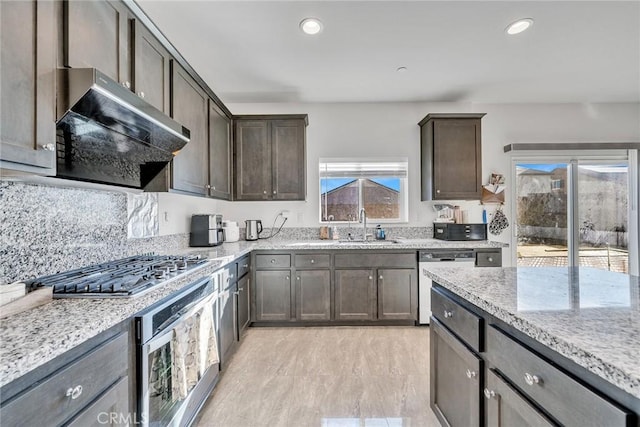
left=396, top=66, right=408, bottom=73
left=300, top=18, right=323, bottom=35
left=505, top=18, right=534, bottom=35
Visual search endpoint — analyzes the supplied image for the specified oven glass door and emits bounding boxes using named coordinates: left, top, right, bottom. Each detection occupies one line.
left=141, top=292, right=218, bottom=427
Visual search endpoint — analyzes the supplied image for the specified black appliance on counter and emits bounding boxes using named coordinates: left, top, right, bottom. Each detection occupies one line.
left=190, top=214, right=224, bottom=247
left=24, top=255, right=208, bottom=298
left=433, top=223, right=487, bottom=241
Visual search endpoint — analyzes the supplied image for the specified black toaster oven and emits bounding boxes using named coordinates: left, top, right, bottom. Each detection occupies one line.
left=433, top=223, right=487, bottom=241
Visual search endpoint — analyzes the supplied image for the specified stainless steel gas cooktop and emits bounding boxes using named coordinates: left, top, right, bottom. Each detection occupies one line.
left=25, top=255, right=208, bottom=298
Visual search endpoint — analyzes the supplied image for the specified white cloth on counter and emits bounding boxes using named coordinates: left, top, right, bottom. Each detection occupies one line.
left=171, top=296, right=219, bottom=400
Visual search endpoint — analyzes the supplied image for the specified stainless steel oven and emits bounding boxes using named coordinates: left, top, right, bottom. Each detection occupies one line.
left=135, top=276, right=219, bottom=427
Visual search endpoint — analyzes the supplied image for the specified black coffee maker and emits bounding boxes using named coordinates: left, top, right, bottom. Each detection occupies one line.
left=190, top=214, right=224, bottom=247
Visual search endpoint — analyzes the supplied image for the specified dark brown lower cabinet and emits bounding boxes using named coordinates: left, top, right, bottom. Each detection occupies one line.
left=334, top=269, right=376, bottom=321
left=430, top=318, right=482, bottom=427
left=296, top=269, right=331, bottom=321
left=484, top=369, right=555, bottom=427
left=254, top=270, right=291, bottom=321
left=377, top=268, right=417, bottom=320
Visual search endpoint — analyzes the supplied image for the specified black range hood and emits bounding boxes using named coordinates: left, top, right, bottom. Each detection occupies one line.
left=55, top=68, right=190, bottom=189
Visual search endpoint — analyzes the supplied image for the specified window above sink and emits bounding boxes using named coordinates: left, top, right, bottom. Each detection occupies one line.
left=319, top=158, right=408, bottom=224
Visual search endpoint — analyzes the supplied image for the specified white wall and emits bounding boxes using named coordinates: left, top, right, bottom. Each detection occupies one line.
left=158, top=101, right=640, bottom=265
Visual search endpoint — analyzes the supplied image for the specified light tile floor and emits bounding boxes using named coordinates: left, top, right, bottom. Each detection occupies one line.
left=195, top=326, right=441, bottom=427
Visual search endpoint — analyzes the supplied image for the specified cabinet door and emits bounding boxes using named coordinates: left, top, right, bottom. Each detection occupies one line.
left=334, top=269, right=376, bottom=321
left=237, top=275, right=250, bottom=337
left=432, top=119, right=482, bottom=199
left=208, top=101, right=232, bottom=200
left=431, top=318, right=482, bottom=427
left=66, top=376, right=129, bottom=427
left=377, top=268, right=417, bottom=320
left=171, top=61, right=209, bottom=195
left=65, top=0, right=130, bottom=85
left=485, top=369, right=554, bottom=427
left=0, top=0, right=56, bottom=172
left=234, top=120, right=271, bottom=200
left=254, top=270, right=291, bottom=321
left=271, top=119, right=306, bottom=200
left=133, top=20, right=171, bottom=113
left=296, top=270, right=331, bottom=321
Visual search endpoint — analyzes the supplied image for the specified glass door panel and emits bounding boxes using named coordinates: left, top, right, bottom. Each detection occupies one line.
left=516, top=163, right=569, bottom=267
left=577, top=164, right=629, bottom=273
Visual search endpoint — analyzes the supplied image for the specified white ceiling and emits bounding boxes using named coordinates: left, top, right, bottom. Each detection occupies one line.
left=137, top=1, right=640, bottom=104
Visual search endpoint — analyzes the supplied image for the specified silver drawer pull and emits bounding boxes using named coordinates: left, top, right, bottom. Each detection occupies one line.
left=484, top=388, right=496, bottom=399
left=443, top=310, right=453, bottom=318
left=238, top=288, right=244, bottom=292
left=488, top=257, right=494, bottom=262
left=296, top=276, right=300, bottom=281
left=41, top=143, right=55, bottom=151
left=66, top=385, right=83, bottom=400
left=368, top=276, right=373, bottom=280
left=286, top=276, right=290, bottom=280
left=310, top=259, right=315, bottom=263
left=243, top=264, right=249, bottom=268
left=270, top=259, right=276, bottom=263
left=524, top=372, right=541, bottom=386
left=465, top=369, right=477, bottom=379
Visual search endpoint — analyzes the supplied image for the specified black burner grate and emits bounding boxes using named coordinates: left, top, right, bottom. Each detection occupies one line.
left=24, top=255, right=207, bottom=297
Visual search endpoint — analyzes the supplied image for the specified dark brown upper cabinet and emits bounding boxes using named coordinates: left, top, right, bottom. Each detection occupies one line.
left=234, top=115, right=308, bottom=201
left=132, top=19, right=171, bottom=113
left=64, top=0, right=131, bottom=87
left=0, top=0, right=57, bottom=174
left=419, top=113, right=485, bottom=200
left=208, top=101, right=232, bottom=200
left=170, top=61, right=209, bottom=195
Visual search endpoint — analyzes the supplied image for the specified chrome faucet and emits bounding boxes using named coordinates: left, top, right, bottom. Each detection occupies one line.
left=358, top=208, right=369, bottom=241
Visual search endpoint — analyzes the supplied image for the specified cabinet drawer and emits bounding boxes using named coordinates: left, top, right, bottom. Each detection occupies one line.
left=334, top=252, right=416, bottom=268
left=295, top=254, right=330, bottom=268
left=431, top=288, right=482, bottom=352
left=487, top=326, right=633, bottom=427
left=256, top=254, right=291, bottom=269
left=237, top=256, right=251, bottom=278
left=66, top=375, right=129, bottom=427
left=475, top=250, right=502, bottom=267
left=0, top=332, right=128, bottom=427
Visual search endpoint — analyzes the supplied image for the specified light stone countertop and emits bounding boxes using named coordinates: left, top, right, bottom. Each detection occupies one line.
left=423, top=264, right=640, bottom=399
left=0, top=238, right=504, bottom=389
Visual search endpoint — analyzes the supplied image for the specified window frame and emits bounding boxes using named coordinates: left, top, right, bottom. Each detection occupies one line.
left=510, top=149, right=638, bottom=275
left=319, top=158, right=409, bottom=224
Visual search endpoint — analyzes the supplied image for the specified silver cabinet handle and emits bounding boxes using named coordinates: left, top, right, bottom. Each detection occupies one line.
left=444, top=310, right=453, bottom=318
left=484, top=388, right=496, bottom=399
left=40, top=143, right=55, bottom=151
left=368, top=276, right=373, bottom=280
left=436, top=189, right=441, bottom=194
left=379, top=275, right=383, bottom=280
left=263, top=190, right=267, bottom=194
left=285, top=276, right=290, bottom=280
left=243, top=264, right=249, bottom=268
left=233, top=291, right=239, bottom=296
left=238, top=288, right=244, bottom=292
left=66, top=385, right=83, bottom=400
left=272, top=190, right=277, bottom=194
left=296, top=276, right=300, bottom=281
left=229, top=274, right=234, bottom=279
left=270, top=259, right=276, bottom=263
left=205, top=184, right=211, bottom=189
left=122, top=81, right=131, bottom=89
left=488, top=257, right=494, bottom=262
left=310, top=259, right=315, bottom=264
left=138, top=91, right=145, bottom=98
left=524, top=373, right=540, bottom=386
left=466, top=369, right=477, bottom=379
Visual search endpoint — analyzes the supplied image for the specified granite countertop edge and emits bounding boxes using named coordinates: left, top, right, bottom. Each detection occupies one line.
left=424, top=269, right=640, bottom=400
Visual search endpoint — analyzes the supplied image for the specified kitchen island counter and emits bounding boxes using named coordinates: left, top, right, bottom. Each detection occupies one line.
left=424, top=264, right=640, bottom=400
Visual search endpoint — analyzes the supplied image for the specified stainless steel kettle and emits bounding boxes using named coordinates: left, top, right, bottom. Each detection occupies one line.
left=245, top=220, right=262, bottom=241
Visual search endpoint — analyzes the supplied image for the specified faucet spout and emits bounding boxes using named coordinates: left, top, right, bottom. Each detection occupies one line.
left=359, top=208, right=367, bottom=241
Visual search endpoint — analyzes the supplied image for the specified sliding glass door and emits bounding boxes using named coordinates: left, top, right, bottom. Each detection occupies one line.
left=515, top=159, right=630, bottom=273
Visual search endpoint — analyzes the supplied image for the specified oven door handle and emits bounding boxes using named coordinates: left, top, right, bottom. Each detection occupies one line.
left=148, top=292, right=217, bottom=350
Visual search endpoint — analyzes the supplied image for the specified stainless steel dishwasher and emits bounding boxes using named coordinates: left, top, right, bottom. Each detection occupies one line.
left=418, top=249, right=475, bottom=325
